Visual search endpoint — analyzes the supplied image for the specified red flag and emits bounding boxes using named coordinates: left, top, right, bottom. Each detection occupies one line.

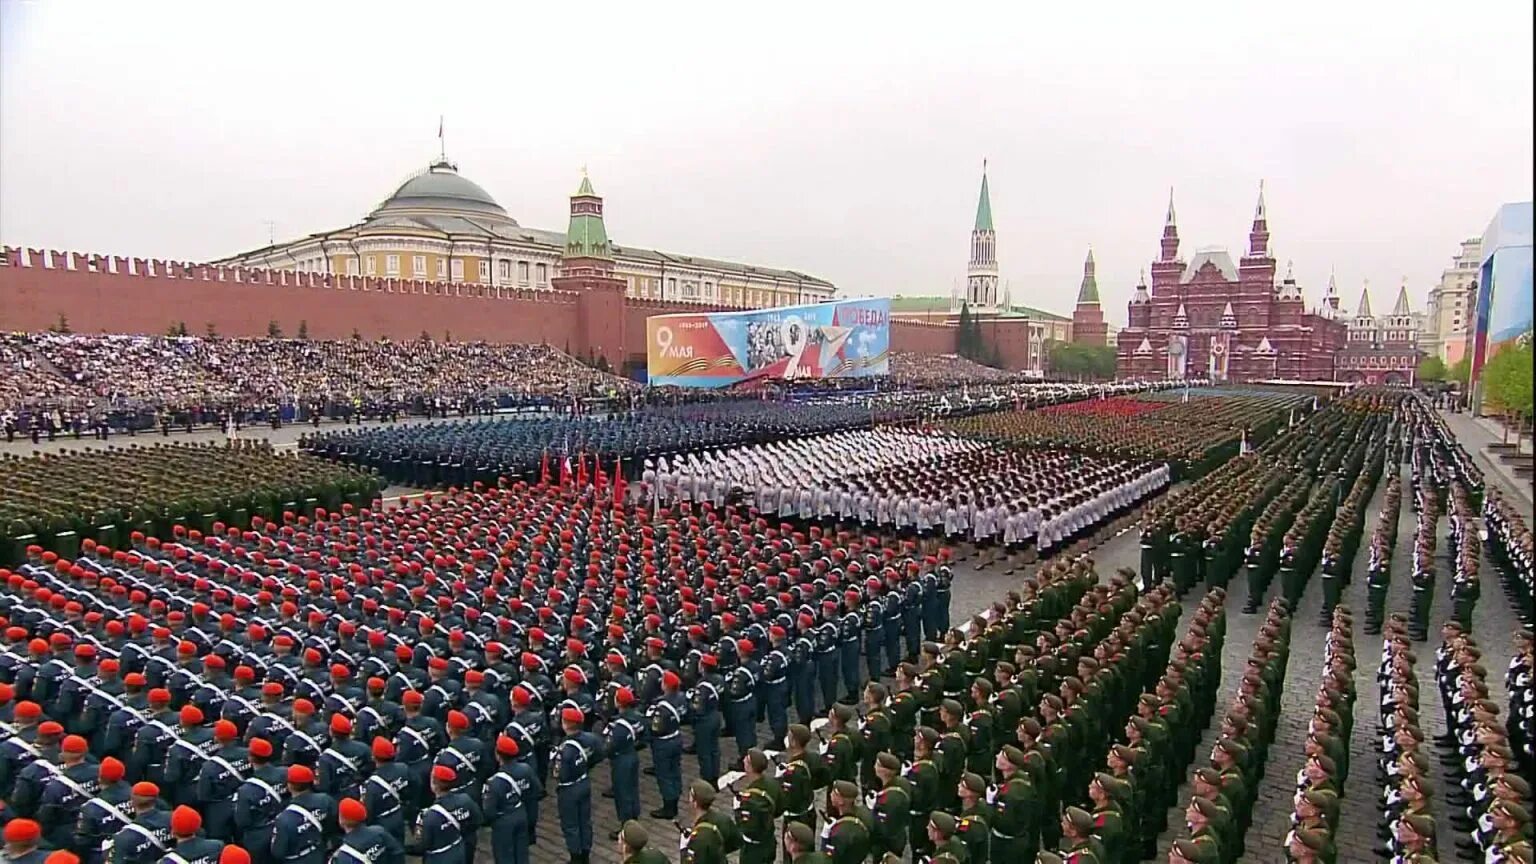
left=594, top=458, right=607, bottom=492
left=612, top=456, right=625, bottom=506
left=576, top=451, right=588, bottom=488
left=559, top=453, right=572, bottom=488
left=540, top=450, right=551, bottom=487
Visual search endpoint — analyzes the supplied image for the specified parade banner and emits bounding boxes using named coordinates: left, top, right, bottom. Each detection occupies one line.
left=646, top=298, right=891, bottom=388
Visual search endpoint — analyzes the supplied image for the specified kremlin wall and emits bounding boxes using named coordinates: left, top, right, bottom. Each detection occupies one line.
left=0, top=247, right=962, bottom=373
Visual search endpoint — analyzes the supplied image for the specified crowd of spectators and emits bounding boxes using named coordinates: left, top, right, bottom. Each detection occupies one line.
left=887, top=351, right=1034, bottom=386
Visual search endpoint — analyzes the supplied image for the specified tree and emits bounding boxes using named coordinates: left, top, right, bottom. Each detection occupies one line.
left=1046, top=342, right=1116, bottom=381
left=166, top=321, right=188, bottom=337
left=956, top=302, right=974, bottom=359
left=267, top=320, right=283, bottom=338
left=205, top=322, right=218, bottom=338
left=48, top=313, right=71, bottom=334
left=351, top=328, right=362, bottom=341
left=1448, top=355, right=1471, bottom=387
left=1483, top=331, right=1534, bottom=449
left=419, top=330, right=432, bottom=343
left=596, top=353, right=611, bottom=373
left=1417, top=356, right=1447, bottom=382
left=297, top=320, right=309, bottom=340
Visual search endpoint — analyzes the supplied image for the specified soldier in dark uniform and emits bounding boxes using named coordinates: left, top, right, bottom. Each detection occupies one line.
left=163, top=806, right=226, bottom=864
left=606, top=687, right=643, bottom=833
left=689, top=654, right=724, bottom=784
left=2, top=819, right=49, bottom=864
left=269, top=764, right=335, bottom=864
left=194, top=721, right=250, bottom=841
left=783, top=821, right=829, bottom=864
left=991, top=745, right=1038, bottom=862
left=647, top=673, right=685, bottom=819
left=364, top=737, right=410, bottom=847
left=907, top=728, right=942, bottom=861
left=554, top=707, right=603, bottom=864
left=232, top=738, right=285, bottom=864
left=838, top=599, right=863, bottom=704
left=109, top=781, right=172, bottom=864
left=483, top=736, right=535, bottom=864
left=728, top=643, right=760, bottom=754
left=335, top=797, right=405, bottom=864
left=77, top=757, right=134, bottom=864
left=789, top=616, right=818, bottom=725
left=858, top=684, right=894, bottom=790
left=761, top=627, right=792, bottom=747
left=409, top=765, right=481, bottom=864
left=779, top=725, right=822, bottom=835
left=926, top=812, right=968, bottom=864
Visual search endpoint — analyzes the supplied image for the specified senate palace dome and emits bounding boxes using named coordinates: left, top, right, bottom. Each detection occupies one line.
left=368, top=159, right=518, bottom=227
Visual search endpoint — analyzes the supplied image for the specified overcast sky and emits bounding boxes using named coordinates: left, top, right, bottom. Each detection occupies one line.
left=2, top=1, right=1532, bottom=322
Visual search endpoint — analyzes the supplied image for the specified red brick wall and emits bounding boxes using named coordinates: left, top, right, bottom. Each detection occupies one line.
left=0, top=248, right=976, bottom=368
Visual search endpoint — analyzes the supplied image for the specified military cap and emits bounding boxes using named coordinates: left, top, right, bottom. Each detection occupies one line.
left=1110, top=743, right=1138, bottom=764
left=831, top=704, right=855, bottom=723
left=744, top=749, right=769, bottom=772
left=785, top=821, right=815, bottom=848
left=876, top=752, right=901, bottom=771
left=1499, top=774, right=1533, bottom=797
left=1036, top=854, right=1064, bottom=864
left=1171, top=837, right=1219, bottom=863
left=1494, top=800, right=1532, bottom=823
left=1190, top=797, right=1221, bottom=819
left=620, top=821, right=649, bottom=849
left=1095, top=773, right=1132, bottom=800
left=929, top=812, right=957, bottom=835
left=939, top=698, right=964, bottom=717
left=1214, top=737, right=1248, bottom=758
left=865, top=682, right=888, bottom=700
left=1300, top=789, right=1335, bottom=809
left=916, top=726, right=940, bottom=745
left=1064, top=806, right=1095, bottom=832
left=1018, top=717, right=1042, bottom=737
left=689, top=779, right=716, bottom=805
left=995, top=660, right=1016, bottom=675
left=960, top=773, right=986, bottom=794
left=1402, top=813, right=1437, bottom=837
left=1001, top=745, right=1028, bottom=768
left=831, top=780, right=859, bottom=801
left=786, top=724, right=812, bottom=747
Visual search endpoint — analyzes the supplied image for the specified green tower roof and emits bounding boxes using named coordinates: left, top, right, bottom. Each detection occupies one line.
left=1077, top=247, right=1099, bottom=304
left=565, top=171, right=611, bottom=260
left=974, top=170, right=994, bottom=232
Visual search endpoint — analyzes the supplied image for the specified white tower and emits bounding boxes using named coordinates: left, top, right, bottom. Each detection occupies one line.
left=967, top=161, right=1000, bottom=310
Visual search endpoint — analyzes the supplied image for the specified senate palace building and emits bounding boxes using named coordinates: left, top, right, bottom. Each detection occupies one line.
left=214, top=155, right=835, bottom=310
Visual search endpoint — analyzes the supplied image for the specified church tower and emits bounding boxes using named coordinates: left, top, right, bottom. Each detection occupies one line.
left=1072, top=247, right=1107, bottom=346
left=966, top=162, right=1000, bottom=310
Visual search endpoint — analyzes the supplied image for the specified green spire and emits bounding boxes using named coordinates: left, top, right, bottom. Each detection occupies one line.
left=1077, top=246, right=1099, bottom=304
left=974, top=163, right=994, bottom=232
left=565, top=169, right=611, bottom=261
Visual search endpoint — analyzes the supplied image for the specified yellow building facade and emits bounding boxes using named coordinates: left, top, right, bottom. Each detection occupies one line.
left=215, top=159, right=835, bottom=308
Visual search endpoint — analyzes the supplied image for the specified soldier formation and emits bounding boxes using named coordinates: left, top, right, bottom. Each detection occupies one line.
left=1, top=379, right=1531, bottom=864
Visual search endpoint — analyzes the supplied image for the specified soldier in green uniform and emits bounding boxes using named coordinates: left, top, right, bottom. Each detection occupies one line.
left=1168, top=836, right=1220, bottom=864
left=956, top=773, right=994, bottom=864
left=868, top=753, right=911, bottom=860
left=916, top=645, right=946, bottom=729
left=620, top=821, right=671, bottom=864
left=1058, top=807, right=1105, bottom=864
left=778, top=728, right=820, bottom=837
left=735, top=749, right=782, bottom=864
left=887, top=666, right=920, bottom=761
left=1188, top=769, right=1235, bottom=860
left=858, top=684, right=893, bottom=790
left=989, top=663, right=1025, bottom=750
left=685, top=780, right=738, bottom=863
left=907, top=728, right=943, bottom=861
left=927, top=812, right=969, bottom=864
left=1085, top=773, right=1128, bottom=864
left=990, top=745, right=1038, bottom=862
left=1185, top=793, right=1227, bottom=864
left=1016, top=718, right=1060, bottom=851
left=818, top=705, right=857, bottom=784
left=783, top=822, right=830, bottom=864
left=936, top=700, right=970, bottom=811
left=964, top=681, right=996, bottom=778
left=822, top=781, right=870, bottom=864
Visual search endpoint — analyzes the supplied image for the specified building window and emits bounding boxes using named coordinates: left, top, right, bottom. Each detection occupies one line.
left=385, top=255, right=400, bottom=276
left=518, top=262, right=530, bottom=284
left=478, top=260, right=489, bottom=282
left=412, top=255, right=426, bottom=277
left=365, top=256, right=377, bottom=276
left=345, top=258, right=359, bottom=276
left=498, top=260, right=511, bottom=280
left=667, top=277, right=677, bottom=296
left=536, top=263, right=548, bottom=285
left=433, top=259, right=444, bottom=279
left=450, top=259, right=464, bottom=280
left=703, top=281, right=713, bottom=299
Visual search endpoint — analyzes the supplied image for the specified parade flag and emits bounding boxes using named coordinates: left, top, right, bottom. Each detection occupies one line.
left=612, top=456, right=626, bottom=506
left=576, top=451, right=589, bottom=488
left=559, top=453, right=572, bottom=488
left=540, top=450, right=551, bottom=487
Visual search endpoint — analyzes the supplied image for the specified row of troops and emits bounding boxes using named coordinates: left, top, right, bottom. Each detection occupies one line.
left=659, top=434, right=1169, bottom=564
left=1281, top=605, right=1357, bottom=864
left=1484, top=490, right=1534, bottom=629
left=1433, top=621, right=1534, bottom=862
left=683, top=565, right=1229, bottom=864
left=0, top=534, right=958, bottom=864
left=1317, top=438, right=1392, bottom=625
